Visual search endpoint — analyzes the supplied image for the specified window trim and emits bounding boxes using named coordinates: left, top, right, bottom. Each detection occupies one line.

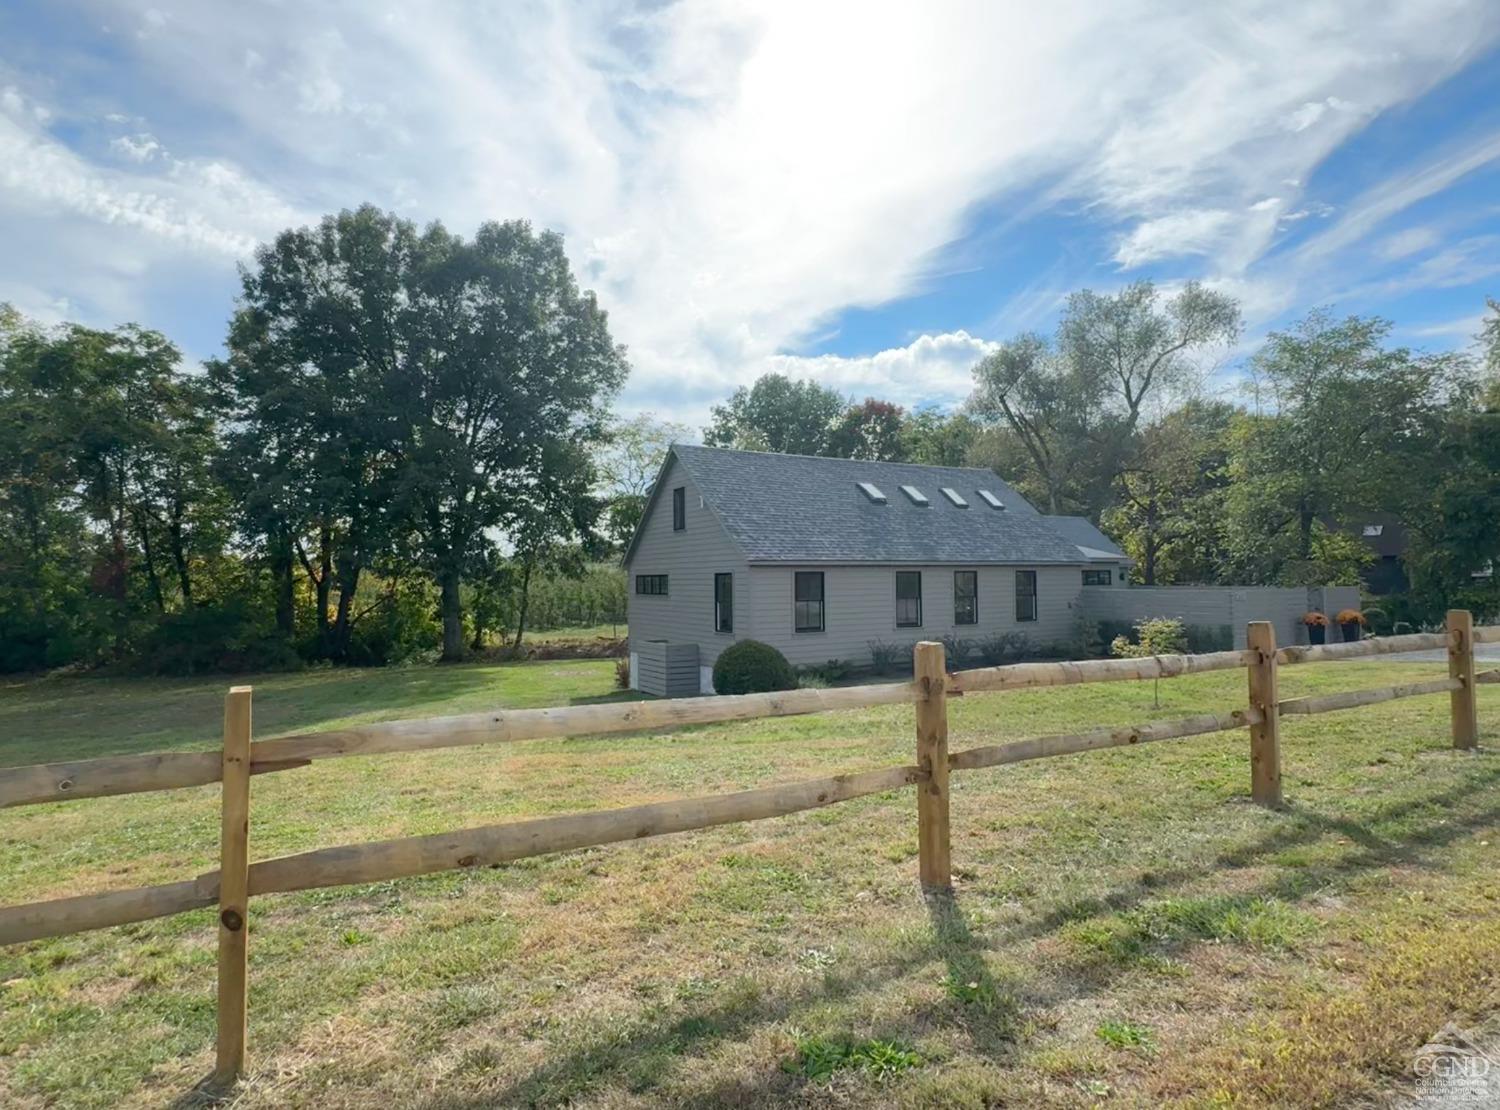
left=714, top=572, right=733, bottom=633
left=794, top=571, right=825, bottom=633
left=954, top=570, right=978, bottom=625
left=895, top=570, right=923, bottom=628
left=1082, top=569, right=1112, bottom=587
left=672, top=486, right=686, bottom=531
left=1015, top=569, right=1038, bottom=622
left=635, top=574, right=668, bottom=596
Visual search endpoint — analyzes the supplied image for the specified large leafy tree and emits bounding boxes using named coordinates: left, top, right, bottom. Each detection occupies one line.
left=213, top=206, right=416, bottom=659
left=1225, top=311, right=1470, bottom=585
left=968, top=333, right=1101, bottom=512
left=393, top=218, right=627, bottom=661
left=703, top=373, right=844, bottom=455
left=900, top=408, right=980, bottom=467
left=1103, top=401, right=1236, bottom=584
left=596, top=413, right=689, bottom=550
left=828, top=397, right=905, bottom=460
left=969, top=281, right=1240, bottom=515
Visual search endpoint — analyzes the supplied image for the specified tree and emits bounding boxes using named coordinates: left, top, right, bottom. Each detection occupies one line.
left=969, top=281, right=1240, bottom=516
left=1104, top=401, right=1236, bottom=584
left=213, top=206, right=415, bottom=659
left=703, top=373, right=844, bottom=455
left=968, top=333, right=1101, bottom=512
left=1225, top=311, right=1470, bottom=585
left=900, top=408, right=980, bottom=467
left=394, top=218, right=627, bottom=661
left=596, top=413, right=689, bottom=549
left=828, top=398, right=906, bottom=460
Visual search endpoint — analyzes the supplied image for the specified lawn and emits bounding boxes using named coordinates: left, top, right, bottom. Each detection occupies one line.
left=0, top=655, right=1497, bottom=1107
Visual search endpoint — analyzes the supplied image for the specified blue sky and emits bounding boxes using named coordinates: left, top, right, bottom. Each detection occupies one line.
left=3, top=2, right=1500, bottom=427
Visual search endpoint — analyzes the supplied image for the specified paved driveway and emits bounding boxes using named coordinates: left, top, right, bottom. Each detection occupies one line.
left=1369, top=644, right=1500, bottom=664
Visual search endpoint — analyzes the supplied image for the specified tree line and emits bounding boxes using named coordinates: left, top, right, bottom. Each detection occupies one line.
left=1, top=206, right=626, bottom=673
left=2, top=202, right=1497, bottom=675
left=701, top=284, right=1500, bottom=624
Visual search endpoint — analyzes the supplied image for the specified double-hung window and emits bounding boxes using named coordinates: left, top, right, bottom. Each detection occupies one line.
left=954, top=570, right=978, bottom=625
left=794, top=572, right=825, bottom=632
left=1015, top=570, right=1037, bottom=622
left=895, top=571, right=922, bottom=628
left=714, top=573, right=733, bottom=633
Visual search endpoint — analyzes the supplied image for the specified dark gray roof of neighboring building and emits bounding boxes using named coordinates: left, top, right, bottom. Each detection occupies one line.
left=1044, top=515, right=1131, bottom=562
left=661, top=444, right=1089, bottom=565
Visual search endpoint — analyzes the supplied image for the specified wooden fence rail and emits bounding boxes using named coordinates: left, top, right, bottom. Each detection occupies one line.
left=0, top=613, right=1493, bottom=1090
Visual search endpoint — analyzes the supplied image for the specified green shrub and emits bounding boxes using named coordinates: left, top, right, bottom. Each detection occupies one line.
left=1109, top=617, right=1188, bottom=658
left=795, top=658, right=853, bottom=686
left=712, top=639, right=796, bottom=694
left=867, top=639, right=908, bottom=675
left=976, top=631, right=1029, bottom=665
left=938, top=633, right=975, bottom=667
left=137, top=597, right=302, bottom=675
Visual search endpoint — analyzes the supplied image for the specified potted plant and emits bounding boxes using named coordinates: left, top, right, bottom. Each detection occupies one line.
left=1336, top=608, right=1366, bottom=643
left=1302, top=611, right=1329, bottom=645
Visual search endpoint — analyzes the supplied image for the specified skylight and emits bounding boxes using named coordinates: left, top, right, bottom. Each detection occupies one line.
left=1362, top=524, right=1384, bottom=537
left=940, top=487, right=968, bottom=508
left=977, top=489, right=1005, bottom=510
left=857, top=481, right=887, bottom=503
left=900, top=485, right=929, bottom=505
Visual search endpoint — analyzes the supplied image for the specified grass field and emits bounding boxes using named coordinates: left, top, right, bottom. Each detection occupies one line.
left=1, top=656, right=1497, bottom=1107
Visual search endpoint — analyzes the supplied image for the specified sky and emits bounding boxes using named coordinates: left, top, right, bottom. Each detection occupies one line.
left=3, top=1, right=1500, bottom=429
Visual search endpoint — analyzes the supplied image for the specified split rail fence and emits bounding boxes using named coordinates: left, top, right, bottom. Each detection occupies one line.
left=1, top=610, right=1496, bottom=1088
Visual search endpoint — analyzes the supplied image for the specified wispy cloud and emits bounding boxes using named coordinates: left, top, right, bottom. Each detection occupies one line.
left=2, top=1, right=1499, bottom=421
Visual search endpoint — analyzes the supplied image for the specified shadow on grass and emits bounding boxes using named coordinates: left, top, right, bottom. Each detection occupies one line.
left=411, top=760, right=1500, bottom=1107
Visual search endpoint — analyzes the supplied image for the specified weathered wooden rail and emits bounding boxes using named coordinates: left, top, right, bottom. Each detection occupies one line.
left=0, top=611, right=1493, bottom=1089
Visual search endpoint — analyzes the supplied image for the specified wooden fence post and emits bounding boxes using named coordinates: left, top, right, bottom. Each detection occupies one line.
left=1448, top=609, right=1478, bottom=750
left=213, top=686, right=252, bottom=1088
left=914, top=641, right=951, bottom=894
left=1246, top=622, right=1282, bottom=807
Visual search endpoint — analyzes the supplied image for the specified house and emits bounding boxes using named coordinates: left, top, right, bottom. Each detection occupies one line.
left=1328, top=513, right=1409, bottom=595
left=623, top=445, right=1361, bottom=694
left=623, top=445, right=1134, bottom=693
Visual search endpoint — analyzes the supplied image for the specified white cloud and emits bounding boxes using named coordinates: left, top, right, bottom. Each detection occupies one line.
left=1115, top=209, right=1236, bottom=267
left=2, top=1, right=1499, bottom=420
left=1377, top=226, right=1441, bottom=260
left=1283, top=96, right=1356, bottom=132
left=762, top=330, right=999, bottom=410
left=109, top=132, right=162, bottom=162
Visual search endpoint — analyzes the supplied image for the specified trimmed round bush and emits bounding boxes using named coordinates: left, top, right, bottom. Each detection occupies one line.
left=712, top=639, right=796, bottom=695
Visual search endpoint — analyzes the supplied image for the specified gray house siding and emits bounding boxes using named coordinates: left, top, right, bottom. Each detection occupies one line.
left=624, top=456, right=749, bottom=669
left=749, top=564, right=1082, bottom=667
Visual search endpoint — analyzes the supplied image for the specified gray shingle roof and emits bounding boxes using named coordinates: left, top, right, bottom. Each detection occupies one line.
left=1044, top=515, right=1130, bottom=562
left=668, top=444, right=1088, bottom=565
